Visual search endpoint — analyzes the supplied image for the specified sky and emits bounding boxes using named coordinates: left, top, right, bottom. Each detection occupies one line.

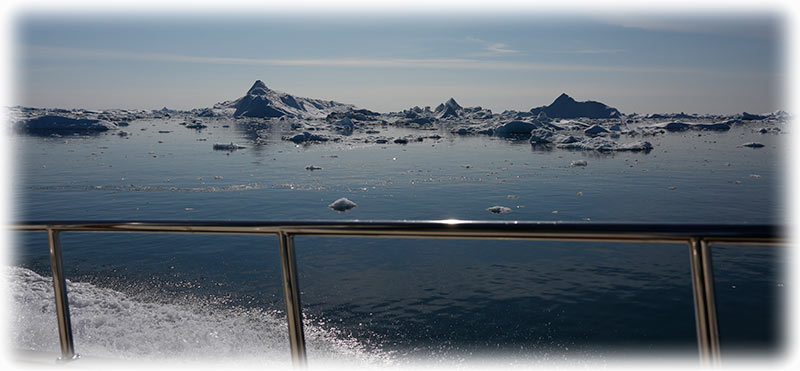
left=10, top=10, right=787, bottom=115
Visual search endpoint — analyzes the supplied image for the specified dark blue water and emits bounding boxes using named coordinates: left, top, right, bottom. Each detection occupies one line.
left=9, top=117, right=787, bottom=363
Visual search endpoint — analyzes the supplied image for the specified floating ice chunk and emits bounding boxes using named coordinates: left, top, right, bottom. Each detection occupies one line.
left=553, top=134, right=580, bottom=144
left=213, top=142, right=247, bottom=150
left=333, top=117, right=354, bottom=128
left=616, top=141, right=653, bottom=151
left=608, top=124, right=622, bottom=131
left=653, top=121, right=731, bottom=132
left=741, top=112, right=768, bottom=120
left=494, top=121, right=537, bottom=137
left=394, top=138, right=409, bottom=144
left=657, top=122, right=691, bottom=131
left=535, top=111, right=550, bottom=122
left=529, top=128, right=556, bottom=144
left=741, top=142, right=765, bottom=148
left=329, top=197, right=357, bottom=212
left=185, top=123, right=207, bottom=129
left=570, top=160, right=588, bottom=167
left=584, top=124, right=609, bottom=135
left=305, top=165, right=323, bottom=171
left=487, top=206, right=512, bottom=214
left=285, top=132, right=330, bottom=143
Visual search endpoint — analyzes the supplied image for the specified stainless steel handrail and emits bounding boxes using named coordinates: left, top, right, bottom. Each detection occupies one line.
left=9, top=220, right=786, bottom=367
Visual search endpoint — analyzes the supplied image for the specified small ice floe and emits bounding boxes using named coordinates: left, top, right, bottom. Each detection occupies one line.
left=668, top=186, right=677, bottom=190
left=758, top=127, right=781, bottom=134
left=305, top=165, right=323, bottom=171
left=186, top=123, right=207, bottom=129
left=213, top=142, right=247, bottom=151
left=394, top=138, right=409, bottom=144
left=570, top=160, right=588, bottom=167
left=158, top=130, right=171, bottom=134
left=117, top=131, right=130, bottom=137
left=749, top=174, right=761, bottom=178
left=741, top=142, right=765, bottom=148
left=487, top=206, right=512, bottom=214
left=285, top=132, right=330, bottom=143
left=329, top=197, right=357, bottom=212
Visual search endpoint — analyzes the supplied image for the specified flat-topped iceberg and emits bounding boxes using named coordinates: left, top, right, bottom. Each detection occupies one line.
left=652, top=121, right=733, bottom=132
left=16, top=115, right=117, bottom=134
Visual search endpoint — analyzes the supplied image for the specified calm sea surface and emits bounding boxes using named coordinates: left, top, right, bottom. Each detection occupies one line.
left=8, top=117, right=787, bottom=365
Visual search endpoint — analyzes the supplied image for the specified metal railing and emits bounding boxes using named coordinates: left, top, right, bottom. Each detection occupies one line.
left=10, top=220, right=786, bottom=367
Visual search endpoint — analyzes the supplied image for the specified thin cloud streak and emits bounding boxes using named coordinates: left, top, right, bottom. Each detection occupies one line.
left=465, top=36, right=519, bottom=55
left=24, top=45, right=710, bottom=75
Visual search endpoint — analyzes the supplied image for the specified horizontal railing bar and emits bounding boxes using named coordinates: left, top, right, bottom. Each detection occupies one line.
left=8, top=221, right=784, bottom=244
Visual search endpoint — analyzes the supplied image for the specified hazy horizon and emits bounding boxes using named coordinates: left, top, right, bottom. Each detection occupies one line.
left=13, top=13, right=785, bottom=115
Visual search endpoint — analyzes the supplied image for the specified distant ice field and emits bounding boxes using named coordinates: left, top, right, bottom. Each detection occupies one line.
left=7, top=115, right=787, bottom=364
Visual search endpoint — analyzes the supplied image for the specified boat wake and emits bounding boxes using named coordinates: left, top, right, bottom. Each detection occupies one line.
left=6, top=266, right=393, bottom=367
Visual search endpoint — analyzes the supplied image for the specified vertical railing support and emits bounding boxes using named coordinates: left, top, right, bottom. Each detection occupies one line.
left=47, top=228, right=79, bottom=362
left=689, top=238, right=721, bottom=366
left=278, top=231, right=307, bottom=367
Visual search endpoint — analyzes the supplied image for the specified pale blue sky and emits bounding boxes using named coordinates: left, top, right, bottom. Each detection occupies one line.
left=14, top=13, right=784, bottom=114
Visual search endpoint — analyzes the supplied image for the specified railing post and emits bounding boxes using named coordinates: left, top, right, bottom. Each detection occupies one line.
left=278, top=231, right=307, bottom=367
left=47, top=228, right=79, bottom=362
left=689, top=238, right=721, bottom=366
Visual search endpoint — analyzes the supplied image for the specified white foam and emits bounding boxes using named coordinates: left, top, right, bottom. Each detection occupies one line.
left=6, top=266, right=390, bottom=366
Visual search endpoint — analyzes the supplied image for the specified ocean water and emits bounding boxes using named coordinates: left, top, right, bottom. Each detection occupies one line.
left=7, top=117, right=787, bottom=365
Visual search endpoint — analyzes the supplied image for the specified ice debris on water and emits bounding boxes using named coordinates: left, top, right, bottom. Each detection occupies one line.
left=487, top=206, right=512, bottom=214
left=570, top=160, right=588, bottom=167
left=329, top=198, right=357, bottom=212
left=741, top=142, right=765, bottom=148
left=305, top=165, right=323, bottom=171
left=556, top=137, right=652, bottom=152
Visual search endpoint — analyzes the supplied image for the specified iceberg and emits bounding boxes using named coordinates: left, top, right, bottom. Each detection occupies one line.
left=329, top=198, right=357, bottom=212
left=530, top=93, right=621, bottom=119
left=16, top=115, right=117, bottom=134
